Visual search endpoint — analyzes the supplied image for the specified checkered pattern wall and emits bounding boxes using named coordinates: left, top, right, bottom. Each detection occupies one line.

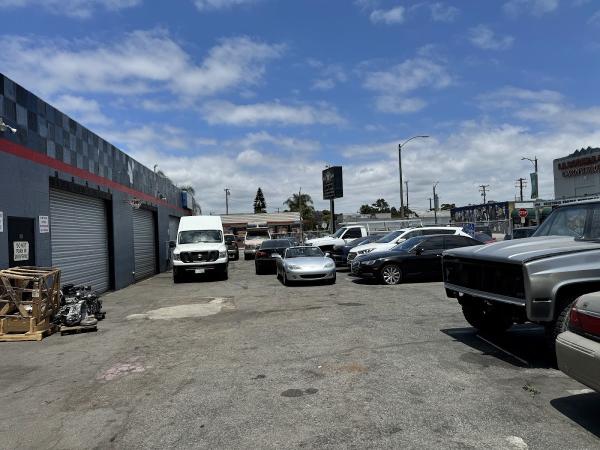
left=0, top=73, right=183, bottom=207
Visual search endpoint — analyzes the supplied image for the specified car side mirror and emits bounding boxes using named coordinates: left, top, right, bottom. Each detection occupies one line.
left=325, top=252, right=331, bottom=258
left=169, top=240, right=176, bottom=248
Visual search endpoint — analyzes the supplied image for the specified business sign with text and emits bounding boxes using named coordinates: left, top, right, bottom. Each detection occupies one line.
left=322, top=166, right=343, bottom=200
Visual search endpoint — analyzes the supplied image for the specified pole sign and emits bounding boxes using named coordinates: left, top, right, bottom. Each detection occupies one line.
left=463, top=223, right=476, bottom=237
left=530, top=172, right=538, bottom=199
left=322, top=166, right=343, bottom=200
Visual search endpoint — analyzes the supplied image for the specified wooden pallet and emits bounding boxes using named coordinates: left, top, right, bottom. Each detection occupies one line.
left=0, top=325, right=57, bottom=342
left=60, top=324, right=98, bottom=336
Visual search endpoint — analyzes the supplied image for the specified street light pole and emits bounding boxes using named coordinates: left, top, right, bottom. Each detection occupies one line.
left=224, top=188, right=230, bottom=215
left=522, top=156, right=539, bottom=225
left=398, top=135, right=429, bottom=219
left=433, top=182, right=439, bottom=225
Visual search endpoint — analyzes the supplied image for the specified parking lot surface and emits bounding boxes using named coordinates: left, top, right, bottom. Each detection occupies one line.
left=1, top=260, right=599, bottom=449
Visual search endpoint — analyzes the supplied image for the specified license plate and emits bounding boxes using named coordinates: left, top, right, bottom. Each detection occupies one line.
left=195, top=269, right=205, bottom=274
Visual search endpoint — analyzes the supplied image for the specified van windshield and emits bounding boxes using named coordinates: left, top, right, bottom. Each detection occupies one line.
left=179, top=230, right=222, bottom=244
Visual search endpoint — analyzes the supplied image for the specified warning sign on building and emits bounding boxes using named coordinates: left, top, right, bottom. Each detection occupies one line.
left=13, top=241, right=29, bottom=261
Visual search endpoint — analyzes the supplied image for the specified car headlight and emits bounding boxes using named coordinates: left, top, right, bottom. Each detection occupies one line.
left=363, top=259, right=378, bottom=265
left=219, top=250, right=227, bottom=258
left=324, top=262, right=335, bottom=269
left=358, top=248, right=374, bottom=255
left=173, top=253, right=181, bottom=261
left=287, top=264, right=302, bottom=270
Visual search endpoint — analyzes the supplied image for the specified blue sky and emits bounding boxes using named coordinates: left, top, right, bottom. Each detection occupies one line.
left=2, top=0, right=600, bottom=214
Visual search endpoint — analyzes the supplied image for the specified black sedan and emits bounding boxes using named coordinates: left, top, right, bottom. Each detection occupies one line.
left=331, top=234, right=382, bottom=266
left=255, top=239, right=293, bottom=274
left=351, top=234, right=481, bottom=285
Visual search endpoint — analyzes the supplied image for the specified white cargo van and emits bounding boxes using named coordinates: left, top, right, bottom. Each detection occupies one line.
left=170, top=216, right=228, bottom=282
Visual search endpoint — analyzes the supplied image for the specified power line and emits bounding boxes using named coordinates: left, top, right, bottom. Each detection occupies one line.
left=478, top=184, right=490, bottom=204
left=515, top=178, right=527, bottom=202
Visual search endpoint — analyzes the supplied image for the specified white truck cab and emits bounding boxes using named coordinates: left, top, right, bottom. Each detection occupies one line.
left=304, top=225, right=368, bottom=251
left=244, top=224, right=272, bottom=260
left=170, top=216, right=229, bottom=282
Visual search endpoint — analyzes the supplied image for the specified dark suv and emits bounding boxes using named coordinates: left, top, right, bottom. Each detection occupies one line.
left=224, top=234, right=239, bottom=261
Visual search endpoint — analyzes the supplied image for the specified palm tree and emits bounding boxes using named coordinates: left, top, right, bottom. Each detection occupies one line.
left=179, top=184, right=195, bottom=195
left=284, top=193, right=314, bottom=213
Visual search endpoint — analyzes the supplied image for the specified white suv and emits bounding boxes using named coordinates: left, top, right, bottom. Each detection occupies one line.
left=347, top=227, right=470, bottom=264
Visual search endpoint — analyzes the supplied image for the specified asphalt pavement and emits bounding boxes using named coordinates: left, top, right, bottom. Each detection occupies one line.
left=1, top=260, right=598, bottom=449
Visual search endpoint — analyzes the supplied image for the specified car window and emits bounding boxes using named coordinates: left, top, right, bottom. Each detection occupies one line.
left=403, top=230, right=422, bottom=239
left=285, top=247, right=324, bottom=258
left=444, top=236, right=473, bottom=249
left=376, top=230, right=405, bottom=243
left=534, top=206, right=587, bottom=238
left=344, top=228, right=363, bottom=239
left=418, top=236, right=444, bottom=251
left=423, top=228, right=455, bottom=235
left=260, top=240, right=292, bottom=249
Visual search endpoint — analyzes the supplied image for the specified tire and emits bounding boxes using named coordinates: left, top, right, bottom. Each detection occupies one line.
left=244, top=254, right=251, bottom=261
left=545, top=299, right=576, bottom=357
left=235, top=252, right=239, bottom=261
left=173, top=268, right=184, bottom=284
left=328, top=273, right=337, bottom=285
left=380, top=264, right=403, bottom=285
left=461, top=299, right=513, bottom=334
left=282, top=271, right=289, bottom=286
left=255, top=265, right=262, bottom=275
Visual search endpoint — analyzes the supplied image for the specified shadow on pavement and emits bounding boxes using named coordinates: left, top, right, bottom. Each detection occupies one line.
left=551, top=392, right=600, bottom=438
left=441, top=324, right=554, bottom=369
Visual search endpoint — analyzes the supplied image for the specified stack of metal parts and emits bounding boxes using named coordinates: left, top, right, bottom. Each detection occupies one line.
left=55, top=284, right=105, bottom=327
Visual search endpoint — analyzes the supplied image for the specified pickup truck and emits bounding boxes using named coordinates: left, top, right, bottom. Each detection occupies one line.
left=304, top=225, right=368, bottom=251
left=443, top=200, right=600, bottom=350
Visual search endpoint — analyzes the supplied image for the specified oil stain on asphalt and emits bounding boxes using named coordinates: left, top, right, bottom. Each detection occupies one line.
left=281, top=388, right=319, bottom=397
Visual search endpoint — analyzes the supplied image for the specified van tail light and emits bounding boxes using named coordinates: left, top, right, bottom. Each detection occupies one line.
left=256, top=250, right=268, bottom=258
left=569, top=300, right=600, bottom=339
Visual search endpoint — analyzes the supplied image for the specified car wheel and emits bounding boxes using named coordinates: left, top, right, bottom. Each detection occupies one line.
left=461, top=298, right=513, bottom=334
left=545, top=298, right=577, bottom=358
left=328, top=273, right=336, bottom=285
left=282, top=271, right=289, bottom=286
left=173, top=268, right=183, bottom=284
left=380, top=264, right=403, bottom=285
left=255, top=265, right=262, bottom=275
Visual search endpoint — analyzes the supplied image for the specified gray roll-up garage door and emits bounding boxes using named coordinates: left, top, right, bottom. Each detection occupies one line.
left=132, top=208, right=157, bottom=281
left=50, top=189, right=110, bottom=293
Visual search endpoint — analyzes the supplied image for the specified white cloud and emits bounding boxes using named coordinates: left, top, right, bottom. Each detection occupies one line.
left=430, top=2, right=459, bottom=22
left=469, top=25, right=515, bottom=50
left=194, top=0, right=257, bottom=11
left=370, top=6, right=405, bottom=24
left=588, top=9, right=600, bottom=25
left=363, top=55, right=452, bottom=113
left=0, top=30, right=284, bottom=99
left=201, top=101, right=345, bottom=126
left=0, top=0, right=141, bottom=18
left=240, top=131, right=321, bottom=152
left=51, top=95, right=112, bottom=126
left=504, top=0, right=559, bottom=17
left=308, top=59, right=348, bottom=91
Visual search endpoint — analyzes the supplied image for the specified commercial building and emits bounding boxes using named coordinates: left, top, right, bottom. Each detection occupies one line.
left=0, top=73, right=195, bottom=292
left=221, top=212, right=301, bottom=237
left=554, top=147, right=600, bottom=199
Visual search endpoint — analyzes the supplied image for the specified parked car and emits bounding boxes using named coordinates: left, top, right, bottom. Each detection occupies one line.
left=170, top=216, right=228, bottom=283
left=244, top=225, right=271, bottom=260
left=443, top=200, right=600, bottom=348
left=504, top=226, right=537, bottom=240
left=348, top=226, right=471, bottom=265
left=473, top=231, right=494, bottom=244
left=304, top=225, right=368, bottom=251
left=556, top=292, right=600, bottom=392
left=224, top=234, right=239, bottom=260
left=331, top=234, right=382, bottom=266
left=255, top=239, right=293, bottom=274
left=352, top=234, right=481, bottom=285
left=275, top=246, right=336, bottom=285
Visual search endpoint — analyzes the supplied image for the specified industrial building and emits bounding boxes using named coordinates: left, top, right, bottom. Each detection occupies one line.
left=0, top=73, right=194, bottom=292
left=554, top=147, right=600, bottom=199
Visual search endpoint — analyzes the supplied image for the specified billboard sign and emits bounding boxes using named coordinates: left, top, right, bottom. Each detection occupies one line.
left=322, top=166, right=343, bottom=200
left=530, top=172, right=538, bottom=199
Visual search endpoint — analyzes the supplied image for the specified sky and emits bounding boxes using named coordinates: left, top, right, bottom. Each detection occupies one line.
left=1, top=0, right=600, bottom=214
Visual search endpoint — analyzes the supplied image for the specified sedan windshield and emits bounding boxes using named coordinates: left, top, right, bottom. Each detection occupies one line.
left=179, top=230, right=222, bottom=244
left=286, top=247, right=324, bottom=258
left=376, top=230, right=405, bottom=243
left=391, top=236, right=428, bottom=252
left=260, top=239, right=292, bottom=249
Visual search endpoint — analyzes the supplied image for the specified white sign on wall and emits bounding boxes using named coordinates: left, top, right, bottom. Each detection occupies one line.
left=39, top=216, right=49, bottom=233
left=0, top=211, right=3, bottom=233
left=13, top=241, right=29, bottom=261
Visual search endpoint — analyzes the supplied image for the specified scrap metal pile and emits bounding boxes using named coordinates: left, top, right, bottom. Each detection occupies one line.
left=53, top=284, right=105, bottom=328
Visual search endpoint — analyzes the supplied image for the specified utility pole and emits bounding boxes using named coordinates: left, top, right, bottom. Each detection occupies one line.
left=522, top=155, right=539, bottom=225
left=479, top=184, right=490, bottom=204
left=398, top=135, right=429, bottom=219
left=405, top=180, right=409, bottom=214
left=433, top=182, right=439, bottom=225
left=515, top=178, right=527, bottom=202
left=298, top=187, right=303, bottom=242
left=224, top=188, right=230, bottom=215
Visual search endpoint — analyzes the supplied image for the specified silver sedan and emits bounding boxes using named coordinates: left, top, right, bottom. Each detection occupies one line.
left=557, top=292, right=600, bottom=392
left=275, top=246, right=336, bottom=286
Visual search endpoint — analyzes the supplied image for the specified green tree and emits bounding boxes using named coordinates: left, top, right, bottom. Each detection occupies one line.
left=178, top=184, right=195, bottom=195
left=372, top=198, right=390, bottom=213
left=253, top=187, right=267, bottom=213
left=284, top=192, right=315, bottom=227
left=440, top=203, right=455, bottom=211
left=359, top=204, right=376, bottom=215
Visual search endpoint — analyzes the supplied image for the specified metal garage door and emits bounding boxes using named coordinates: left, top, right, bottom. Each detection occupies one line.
left=50, top=189, right=110, bottom=293
left=132, top=208, right=157, bottom=281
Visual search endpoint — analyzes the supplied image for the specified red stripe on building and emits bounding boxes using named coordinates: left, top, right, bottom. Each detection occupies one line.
left=0, top=138, right=188, bottom=214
